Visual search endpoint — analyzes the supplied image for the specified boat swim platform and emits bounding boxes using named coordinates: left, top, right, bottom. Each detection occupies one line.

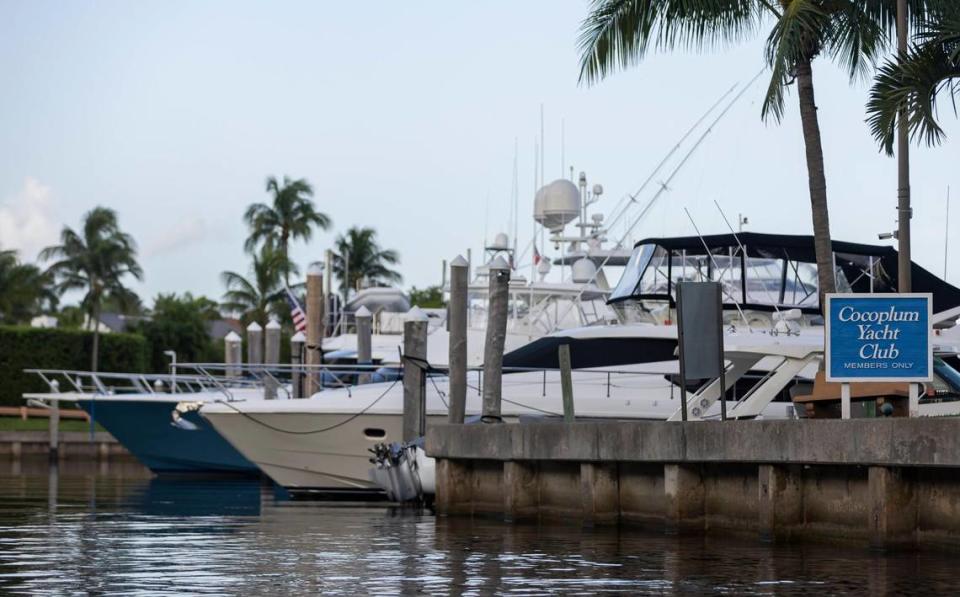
left=426, top=419, right=960, bottom=551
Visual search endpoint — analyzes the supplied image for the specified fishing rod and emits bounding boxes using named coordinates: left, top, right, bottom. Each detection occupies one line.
left=548, top=68, right=765, bottom=331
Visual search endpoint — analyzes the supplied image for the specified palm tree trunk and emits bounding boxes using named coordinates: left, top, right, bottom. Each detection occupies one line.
left=796, top=58, right=837, bottom=302
left=281, top=229, right=290, bottom=287
left=91, top=299, right=101, bottom=372
left=895, top=0, right=912, bottom=292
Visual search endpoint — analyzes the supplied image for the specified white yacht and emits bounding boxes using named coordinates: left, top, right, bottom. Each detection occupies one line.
left=201, top=232, right=960, bottom=492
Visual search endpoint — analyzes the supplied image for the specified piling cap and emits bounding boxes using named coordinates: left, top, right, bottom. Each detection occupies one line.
left=308, top=262, right=324, bottom=277
left=405, top=306, right=429, bottom=322
left=290, top=331, right=306, bottom=343
left=487, top=256, right=510, bottom=271
left=246, top=321, right=263, bottom=332
left=224, top=331, right=241, bottom=342
left=355, top=305, right=372, bottom=318
left=266, top=317, right=281, bottom=330
left=450, top=254, right=468, bottom=268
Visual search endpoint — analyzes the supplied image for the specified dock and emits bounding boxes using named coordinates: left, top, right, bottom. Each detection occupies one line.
left=0, top=431, right=129, bottom=460
left=428, top=419, right=960, bottom=551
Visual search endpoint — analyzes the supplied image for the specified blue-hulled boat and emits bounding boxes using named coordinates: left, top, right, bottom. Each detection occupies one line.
left=22, top=369, right=262, bottom=475
left=75, top=396, right=258, bottom=474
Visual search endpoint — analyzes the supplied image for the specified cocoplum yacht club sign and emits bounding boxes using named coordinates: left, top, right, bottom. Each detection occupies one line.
left=825, top=293, right=933, bottom=383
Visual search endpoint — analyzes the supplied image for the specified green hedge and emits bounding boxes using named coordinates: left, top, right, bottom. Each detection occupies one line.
left=0, top=326, right=147, bottom=407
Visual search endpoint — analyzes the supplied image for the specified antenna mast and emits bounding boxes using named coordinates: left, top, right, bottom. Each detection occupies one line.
left=946, top=185, right=951, bottom=280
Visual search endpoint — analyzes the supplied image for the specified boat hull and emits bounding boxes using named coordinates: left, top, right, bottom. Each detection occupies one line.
left=201, top=409, right=417, bottom=491
left=78, top=399, right=259, bottom=474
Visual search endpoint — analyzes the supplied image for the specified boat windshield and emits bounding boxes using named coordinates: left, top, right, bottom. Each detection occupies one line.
left=607, top=242, right=898, bottom=314
left=933, top=357, right=960, bottom=396
left=610, top=243, right=830, bottom=309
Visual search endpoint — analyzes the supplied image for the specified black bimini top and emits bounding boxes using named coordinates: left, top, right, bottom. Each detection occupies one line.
left=608, top=233, right=960, bottom=314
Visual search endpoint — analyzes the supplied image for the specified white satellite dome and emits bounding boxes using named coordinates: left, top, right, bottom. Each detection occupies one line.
left=489, top=232, right=511, bottom=251
left=534, top=179, right=580, bottom=233
left=571, top=257, right=598, bottom=284
left=537, top=258, right=552, bottom=276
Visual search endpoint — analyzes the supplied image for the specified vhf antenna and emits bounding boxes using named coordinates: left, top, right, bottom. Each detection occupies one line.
left=683, top=207, right=752, bottom=332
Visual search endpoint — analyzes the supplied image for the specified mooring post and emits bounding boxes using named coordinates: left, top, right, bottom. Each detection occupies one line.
left=290, top=331, right=305, bottom=399
left=306, top=262, right=324, bottom=395
left=403, top=307, right=429, bottom=441
left=841, top=383, right=851, bottom=420
left=264, top=317, right=280, bottom=399
left=48, top=399, right=60, bottom=462
left=356, top=305, right=373, bottom=384
left=448, top=255, right=469, bottom=424
left=224, top=331, right=241, bottom=378
left=482, top=256, right=510, bottom=421
left=246, top=321, right=263, bottom=366
left=558, top=343, right=575, bottom=423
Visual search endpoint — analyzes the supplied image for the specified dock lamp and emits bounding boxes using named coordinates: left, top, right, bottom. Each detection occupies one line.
left=163, top=350, right=177, bottom=393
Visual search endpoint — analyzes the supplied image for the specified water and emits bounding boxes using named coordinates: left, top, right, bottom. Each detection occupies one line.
left=1, top=460, right=958, bottom=595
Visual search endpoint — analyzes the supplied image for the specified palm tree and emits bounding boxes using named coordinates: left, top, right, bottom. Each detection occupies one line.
left=40, top=207, right=143, bottom=371
left=0, top=249, right=57, bottom=324
left=578, top=0, right=942, bottom=299
left=244, top=175, right=331, bottom=285
left=332, top=227, right=401, bottom=297
left=221, top=245, right=291, bottom=324
left=867, top=13, right=960, bottom=154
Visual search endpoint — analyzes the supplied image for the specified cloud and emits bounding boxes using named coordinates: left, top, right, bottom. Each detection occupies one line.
left=0, top=177, right=60, bottom=261
left=143, top=216, right=207, bottom=258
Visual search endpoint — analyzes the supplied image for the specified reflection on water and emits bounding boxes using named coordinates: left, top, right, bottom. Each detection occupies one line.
left=0, top=459, right=958, bottom=595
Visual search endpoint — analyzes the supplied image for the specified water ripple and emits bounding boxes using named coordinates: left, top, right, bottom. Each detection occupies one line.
left=1, top=462, right=959, bottom=595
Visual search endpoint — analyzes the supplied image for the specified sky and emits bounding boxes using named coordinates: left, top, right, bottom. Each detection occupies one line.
left=1, top=1, right=958, bottom=307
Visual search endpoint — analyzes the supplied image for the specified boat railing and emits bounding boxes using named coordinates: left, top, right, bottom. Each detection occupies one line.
left=22, top=368, right=266, bottom=401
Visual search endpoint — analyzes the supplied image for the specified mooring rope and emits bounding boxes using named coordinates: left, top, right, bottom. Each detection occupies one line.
left=214, top=378, right=401, bottom=435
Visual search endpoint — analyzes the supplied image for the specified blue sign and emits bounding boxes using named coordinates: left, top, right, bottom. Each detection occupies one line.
left=825, top=293, right=932, bottom=382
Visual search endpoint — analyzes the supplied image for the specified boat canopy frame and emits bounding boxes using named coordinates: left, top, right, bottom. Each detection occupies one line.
left=608, top=233, right=960, bottom=314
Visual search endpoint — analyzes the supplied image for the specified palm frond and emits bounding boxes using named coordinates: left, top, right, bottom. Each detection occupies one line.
left=578, top=0, right=759, bottom=85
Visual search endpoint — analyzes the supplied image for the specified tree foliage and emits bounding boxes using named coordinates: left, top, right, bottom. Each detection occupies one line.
left=409, top=285, right=445, bottom=308
left=244, top=175, right=331, bottom=284
left=221, top=245, right=290, bottom=325
left=0, top=325, right=146, bottom=407
left=332, top=227, right=402, bottom=296
left=576, top=0, right=947, bottom=299
left=0, top=249, right=56, bottom=324
left=40, top=207, right=142, bottom=371
left=133, top=293, right=222, bottom=372
left=867, top=12, right=960, bottom=154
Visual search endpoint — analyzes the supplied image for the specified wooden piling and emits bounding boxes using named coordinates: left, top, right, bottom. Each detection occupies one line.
left=290, top=331, right=305, bottom=399
left=306, top=263, right=324, bottom=396
left=48, top=401, right=59, bottom=461
left=558, top=343, right=575, bottom=423
left=403, top=307, right=429, bottom=442
left=356, top=305, right=372, bottom=384
left=448, top=255, right=469, bottom=424
left=482, top=257, right=510, bottom=421
left=264, top=318, right=280, bottom=399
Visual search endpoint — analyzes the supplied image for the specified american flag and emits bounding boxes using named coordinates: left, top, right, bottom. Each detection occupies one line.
left=285, top=287, right=307, bottom=333
left=533, top=245, right=541, bottom=265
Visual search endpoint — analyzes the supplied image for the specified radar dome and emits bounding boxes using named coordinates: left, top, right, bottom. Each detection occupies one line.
left=571, top=257, right=598, bottom=284
left=489, top=232, right=510, bottom=251
left=534, top=179, right=580, bottom=233
left=537, top=258, right=551, bottom=277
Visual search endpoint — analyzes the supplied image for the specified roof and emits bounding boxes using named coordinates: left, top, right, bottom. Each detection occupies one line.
left=634, top=233, right=897, bottom=262
left=97, top=313, right=148, bottom=333
left=629, top=233, right=960, bottom=313
left=207, top=318, right=243, bottom=340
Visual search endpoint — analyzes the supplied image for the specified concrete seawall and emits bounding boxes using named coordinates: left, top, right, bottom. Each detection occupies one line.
left=427, top=419, right=960, bottom=551
left=0, top=431, right=129, bottom=460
